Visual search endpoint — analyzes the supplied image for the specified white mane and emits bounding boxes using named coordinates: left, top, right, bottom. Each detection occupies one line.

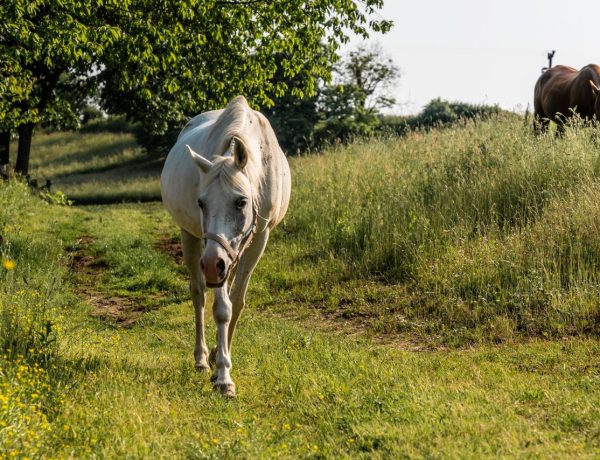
left=200, top=96, right=264, bottom=206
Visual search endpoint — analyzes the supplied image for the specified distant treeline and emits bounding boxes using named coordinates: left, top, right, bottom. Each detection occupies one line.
left=266, top=98, right=504, bottom=155
left=76, top=98, right=504, bottom=156
left=381, top=99, right=503, bottom=135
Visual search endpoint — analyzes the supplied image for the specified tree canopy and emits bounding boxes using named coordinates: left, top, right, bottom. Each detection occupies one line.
left=0, top=0, right=392, bottom=172
left=316, top=43, right=400, bottom=142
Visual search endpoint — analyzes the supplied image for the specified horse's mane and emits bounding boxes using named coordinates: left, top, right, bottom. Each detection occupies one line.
left=200, top=96, right=264, bottom=207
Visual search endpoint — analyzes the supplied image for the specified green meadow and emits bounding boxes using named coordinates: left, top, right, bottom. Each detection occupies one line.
left=2, top=114, right=600, bottom=458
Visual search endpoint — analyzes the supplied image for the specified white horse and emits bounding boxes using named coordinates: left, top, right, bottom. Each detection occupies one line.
left=160, top=96, right=291, bottom=396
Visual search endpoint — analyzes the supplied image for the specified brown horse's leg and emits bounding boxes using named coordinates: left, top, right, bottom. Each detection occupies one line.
left=555, top=118, right=566, bottom=136
left=533, top=112, right=549, bottom=134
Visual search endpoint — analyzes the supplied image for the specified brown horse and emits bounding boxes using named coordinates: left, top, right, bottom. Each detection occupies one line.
left=533, top=64, right=600, bottom=132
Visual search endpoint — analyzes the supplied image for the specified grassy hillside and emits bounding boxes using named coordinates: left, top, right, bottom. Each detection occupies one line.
left=1, top=183, right=599, bottom=458
left=279, top=114, right=600, bottom=344
left=2, top=115, right=600, bottom=457
left=17, top=115, right=600, bottom=345
left=21, top=130, right=162, bottom=204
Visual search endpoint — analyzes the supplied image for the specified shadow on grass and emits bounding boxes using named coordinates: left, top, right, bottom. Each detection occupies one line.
left=33, top=136, right=139, bottom=174
left=71, top=194, right=162, bottom=205
left=54, top=157, right=165, bottom=205
left=52, top=153, right=155, bottom=179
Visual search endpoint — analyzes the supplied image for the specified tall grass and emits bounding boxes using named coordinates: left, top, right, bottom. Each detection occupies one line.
left=0, top=180, right=68, bottom=360
left=2, top=126, right=600, bottom=456
left=287, top=114, right=600, bottom=342
left=0, top=180, right=73, bottom=457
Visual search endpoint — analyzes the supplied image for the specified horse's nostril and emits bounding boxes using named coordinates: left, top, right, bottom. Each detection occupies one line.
left=216, top=258, right=225, bottom=276
left=200, top=259, right=205, bottom=270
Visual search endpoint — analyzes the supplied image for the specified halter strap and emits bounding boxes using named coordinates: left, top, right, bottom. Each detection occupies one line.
left=203, top=232, right=237, bottom=261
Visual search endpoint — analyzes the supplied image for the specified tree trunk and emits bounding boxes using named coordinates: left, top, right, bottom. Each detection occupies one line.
left=0, top=131, right=9, bottom=180
left=16, top=123, right=35, bottom=176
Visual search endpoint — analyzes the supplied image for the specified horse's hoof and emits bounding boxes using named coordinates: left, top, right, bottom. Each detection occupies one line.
left=208, top=346, right=217, bottom=367
left=214, top=382, right=236, bottom=398
left=195, top=363, right=210, bottom=373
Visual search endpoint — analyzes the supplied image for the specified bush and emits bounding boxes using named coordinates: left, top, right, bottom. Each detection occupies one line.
left=79, top=114, right=139, bottom=134
left=380, top=99, right=502, bottom=136
left=80, top=105, right=105, bottom=124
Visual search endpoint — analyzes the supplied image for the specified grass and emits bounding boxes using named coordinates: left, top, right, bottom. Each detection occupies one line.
left=2, top=115, right=600, bottom=457
left=266, top=114, right=600, bottom=345
left=11, top=116, right=600, bottom=346
left=28, top=199, right=600, bottom=458
left=0, top=180, right=72, bottom=457
left=12, top=130, right=162, bottom=203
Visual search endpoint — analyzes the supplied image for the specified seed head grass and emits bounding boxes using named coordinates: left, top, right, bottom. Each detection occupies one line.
left=271, top=114, right=600, bottom=344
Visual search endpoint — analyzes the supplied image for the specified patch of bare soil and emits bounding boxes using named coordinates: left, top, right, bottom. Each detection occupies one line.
left=286, top=305, right=440, bottom=352
left=318, top=309, right=423, bottom=350
left=154, top=234, right=183, bottom=265
left=69, top=236, right=144, bottom=328
left=153, top=234, right=446, bottom=351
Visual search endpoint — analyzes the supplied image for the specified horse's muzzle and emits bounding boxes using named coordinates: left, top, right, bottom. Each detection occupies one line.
left=201, top=252, right=229, bottom=288
left=205, top=278, right=227, bottom=289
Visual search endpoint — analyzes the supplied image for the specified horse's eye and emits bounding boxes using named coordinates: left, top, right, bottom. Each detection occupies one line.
left=197, top=199, right=204, bottom=210
left=235, top=198, right=247, bottom=209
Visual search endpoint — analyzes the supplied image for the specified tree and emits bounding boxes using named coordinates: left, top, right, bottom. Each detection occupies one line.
left=0, top=0, right=122, bottom=174
left=261, top=52, right=325, bottom=154
left=419, top=98, right=459, bottom=126
left=98, top=1, right=393, bottom=154
left=1, top=1, right=392, bottom=173
left=317, top=43, right=400, bottom=142
left=339, top=43, right=400, bottom=115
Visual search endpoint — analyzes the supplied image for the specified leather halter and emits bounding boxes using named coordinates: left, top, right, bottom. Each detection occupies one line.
left=200, top=138, right=259, bottom=276
left=203, top=204, right=258, bottom=273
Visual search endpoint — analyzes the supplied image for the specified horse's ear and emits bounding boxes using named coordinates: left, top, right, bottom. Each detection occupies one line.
left=186, top=145, right=213, bottom=173
left=232, top=136, right=248, bottom=169
left=590, top=80, right=600, bottom=96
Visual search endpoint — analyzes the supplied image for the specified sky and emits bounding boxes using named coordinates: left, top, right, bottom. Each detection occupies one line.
left=348, top=0, right=600, bottom=115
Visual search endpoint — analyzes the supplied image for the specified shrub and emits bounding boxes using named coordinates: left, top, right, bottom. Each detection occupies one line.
left=380, top=99, right=502, bottom=136
left=79, top=114, right=139, bottom=134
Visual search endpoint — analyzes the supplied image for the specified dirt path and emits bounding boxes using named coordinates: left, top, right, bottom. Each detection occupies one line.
left=69, top=236, right=146, bottom=327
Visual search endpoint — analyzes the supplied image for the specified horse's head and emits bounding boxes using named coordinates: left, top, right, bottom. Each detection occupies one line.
left=187, top=138, right=256, bottom=288
left=591, top=80, right=600, bottom=119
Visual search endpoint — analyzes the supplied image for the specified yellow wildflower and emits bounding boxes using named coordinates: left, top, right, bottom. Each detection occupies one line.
left=2, top=259, right=15, bottom=270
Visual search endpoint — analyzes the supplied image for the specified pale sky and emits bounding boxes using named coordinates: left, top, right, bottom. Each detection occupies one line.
left=350, top=0, right=600, bottom=114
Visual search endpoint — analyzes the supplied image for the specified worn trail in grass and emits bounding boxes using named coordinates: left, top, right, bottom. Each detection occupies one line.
left=48, top=202, right=600, bottom=458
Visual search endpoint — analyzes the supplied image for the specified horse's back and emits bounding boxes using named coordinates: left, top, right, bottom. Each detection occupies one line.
left=534, top=65, right=600, bottom=120
left=250, top=111, right=291, bottom=230
left=570, top=64, right=600, bottom=117
left=534, top=65, right=578, bottom=119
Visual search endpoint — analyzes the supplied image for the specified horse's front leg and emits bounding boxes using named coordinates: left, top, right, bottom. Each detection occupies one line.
left=533, top=113, right=549, bottom=134
left=212, top=286, right=236, bottom=397
left=181, top=230, right=210, bottom=371
left=228, top=229, right=270, bottom=352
